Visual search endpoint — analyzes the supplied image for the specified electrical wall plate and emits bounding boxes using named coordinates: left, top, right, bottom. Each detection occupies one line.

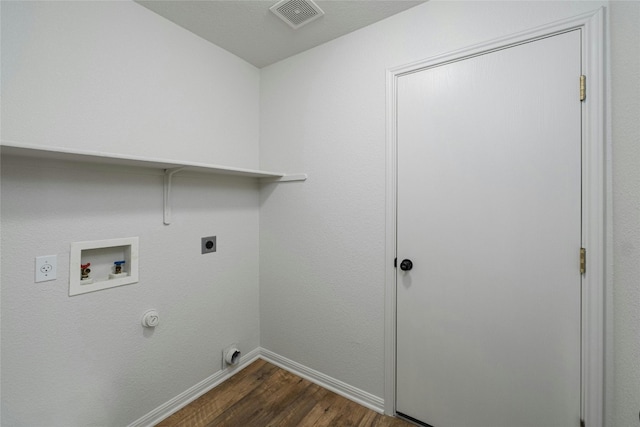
left=35, top=255, right=57, bottom=282
left=201, top=236, right=216, bottom=254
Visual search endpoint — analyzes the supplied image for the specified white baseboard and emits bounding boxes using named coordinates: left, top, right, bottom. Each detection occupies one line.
left=127, top=347, right=261, bottom=427
left=259, top=348, right=384, bottom=413
left=129, top=346, right=384, bottom=426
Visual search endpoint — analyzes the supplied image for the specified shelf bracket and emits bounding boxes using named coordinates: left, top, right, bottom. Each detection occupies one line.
left=163, top=167, right=185, bottom=225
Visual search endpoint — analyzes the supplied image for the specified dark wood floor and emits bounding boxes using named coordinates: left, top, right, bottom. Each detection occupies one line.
left=155, top=359, right=413, bottom=427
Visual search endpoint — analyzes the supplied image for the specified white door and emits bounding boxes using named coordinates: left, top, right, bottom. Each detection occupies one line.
left=396, top=30, right=582, bottom=427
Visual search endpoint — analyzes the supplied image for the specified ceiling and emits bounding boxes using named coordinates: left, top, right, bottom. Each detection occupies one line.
left=135, top=0, right=427, bottom=68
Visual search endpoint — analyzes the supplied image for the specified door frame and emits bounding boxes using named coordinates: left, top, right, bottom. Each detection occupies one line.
left=384, top=8, right=606, bottom=426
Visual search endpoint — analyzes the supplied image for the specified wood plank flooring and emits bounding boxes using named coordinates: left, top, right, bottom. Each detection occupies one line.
left=155, top=359, right=413, bottom=427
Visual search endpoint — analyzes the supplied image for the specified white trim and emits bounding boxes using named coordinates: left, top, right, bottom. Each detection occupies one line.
left=383, top=61, right=399, bottom=416
left=127, top=347, right=261, bottom=427
left=129, top=347, right=385, bottom=426
left=260, top=348, right=385, bottom=413
left=580, top=8, right=607, bottom=427
left=384, top=8, right=606, bottom=425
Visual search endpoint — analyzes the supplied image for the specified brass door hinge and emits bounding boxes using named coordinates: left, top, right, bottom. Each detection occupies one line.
left=580, top=247, right=586, bottom=274
left=580, top=75, right=586, bottom=101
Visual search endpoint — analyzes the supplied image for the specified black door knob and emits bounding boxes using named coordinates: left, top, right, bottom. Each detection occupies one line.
left=400, top=259, right=413, bottom=271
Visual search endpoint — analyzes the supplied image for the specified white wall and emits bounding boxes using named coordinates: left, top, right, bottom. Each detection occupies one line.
left=610, top=2, right=640, bottom=427
left=1, top=0, right=259, bottom=169
left=1, top=1, right=261, bottom=425
left=1, top=160, right=261, bottom=426
left=259, top=0, right=619, bottom=410
left=2, top=1, right=638, bottom=426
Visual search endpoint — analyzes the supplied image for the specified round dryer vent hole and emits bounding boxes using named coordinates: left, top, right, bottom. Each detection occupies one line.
left=223, top=344, right=241, bottom=367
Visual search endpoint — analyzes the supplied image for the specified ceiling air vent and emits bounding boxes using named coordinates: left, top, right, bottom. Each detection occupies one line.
left=270, top=0, right=324, bottom=30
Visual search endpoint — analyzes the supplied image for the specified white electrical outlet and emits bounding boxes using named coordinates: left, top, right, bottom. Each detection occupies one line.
left=35, top=255, right=57, bottom=282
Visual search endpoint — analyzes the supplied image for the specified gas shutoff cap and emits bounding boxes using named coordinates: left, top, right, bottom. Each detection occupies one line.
left=141, top=309, right=159, bottom=328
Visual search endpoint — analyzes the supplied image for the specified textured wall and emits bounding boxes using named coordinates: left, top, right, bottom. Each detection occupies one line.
left=259, top=0, right=608, bottom=404
left=610, top=2, right=640, bottom=426
left=1, top=2, right=261, bottom=425
left=1, top=158, right=261, bottom=426
left=1, top=0, right=260, bottom=169
left=2, top=1, right=637, bottom=426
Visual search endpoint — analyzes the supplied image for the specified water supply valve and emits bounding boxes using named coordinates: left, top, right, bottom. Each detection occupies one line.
left=80, top=263, right=93, bottom=284
left=114, top=260, right=125, bottom=274
left=109, top=260, right=128, bottom=279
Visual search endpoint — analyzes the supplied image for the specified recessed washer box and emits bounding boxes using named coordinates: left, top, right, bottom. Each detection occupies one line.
left=69, top=237, right=139, bottom=296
